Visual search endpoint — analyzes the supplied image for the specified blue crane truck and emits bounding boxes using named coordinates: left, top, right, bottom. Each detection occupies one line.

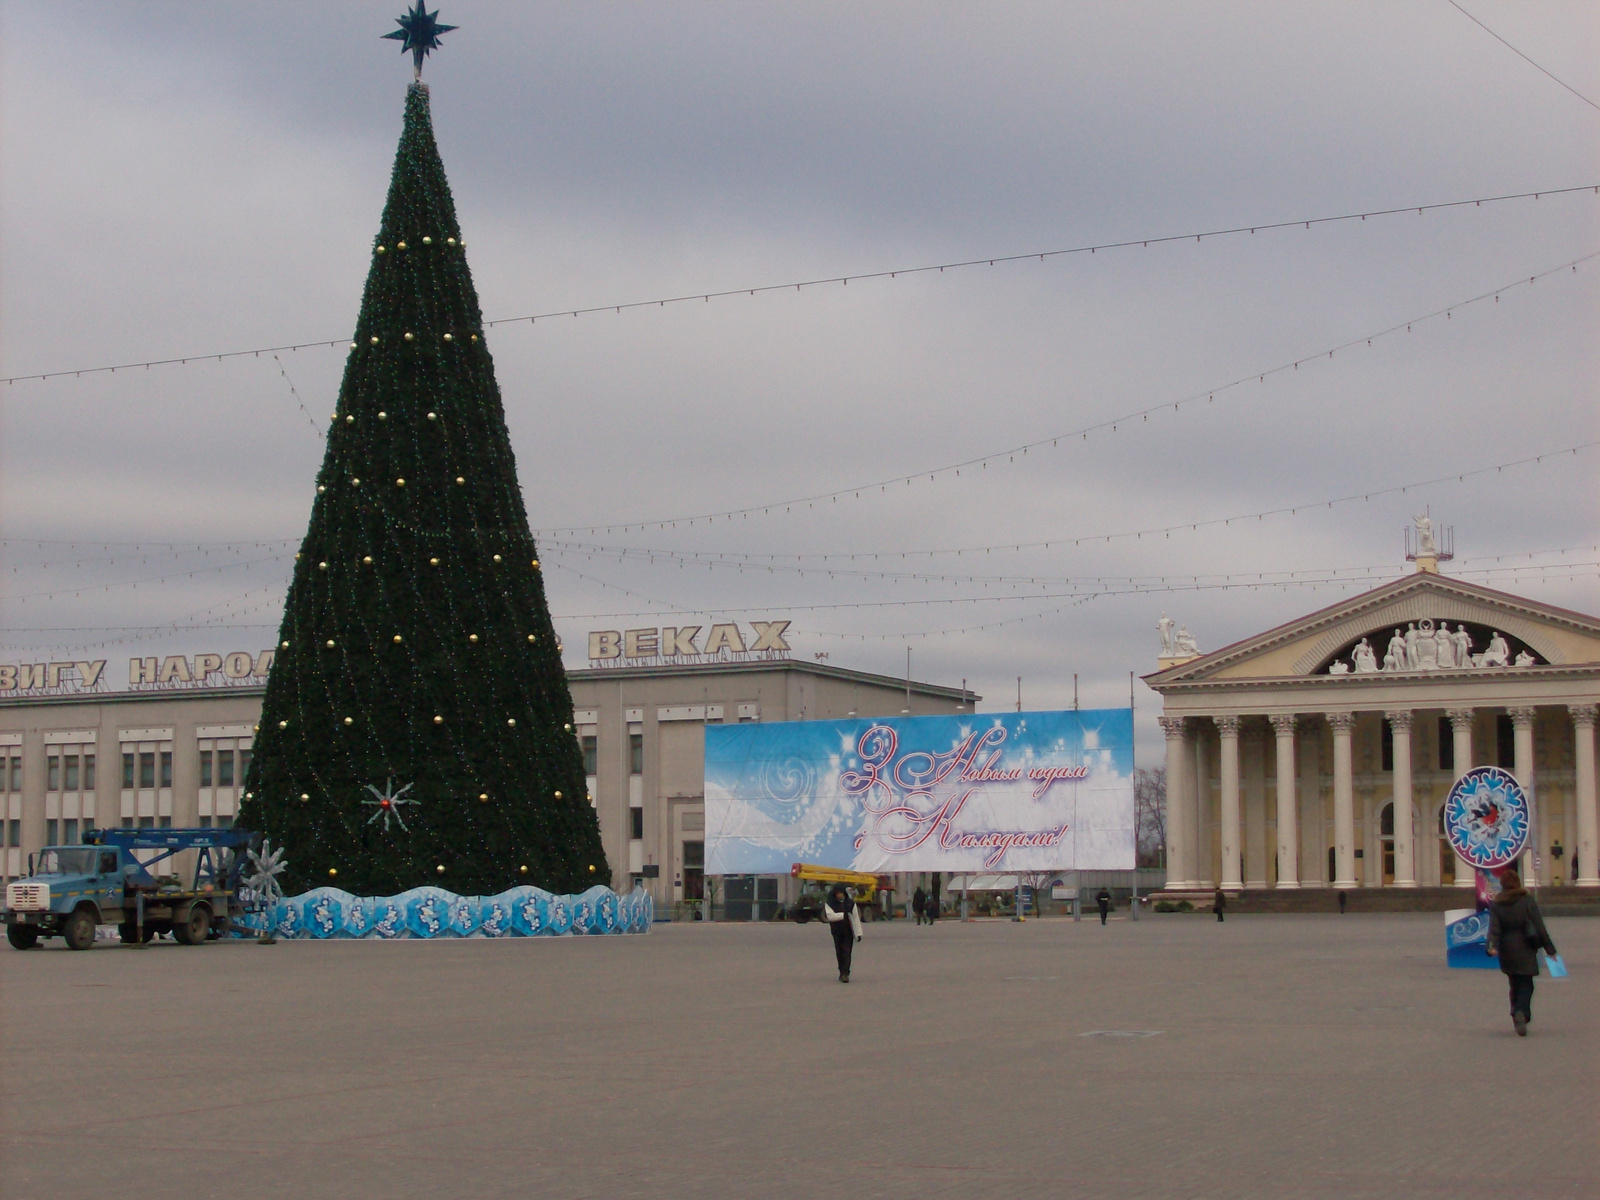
left=3, top=827, right=259, bottom=950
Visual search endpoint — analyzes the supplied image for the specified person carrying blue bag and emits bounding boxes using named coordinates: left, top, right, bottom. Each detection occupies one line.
left=1485, top=869, right=1559, bottom=1037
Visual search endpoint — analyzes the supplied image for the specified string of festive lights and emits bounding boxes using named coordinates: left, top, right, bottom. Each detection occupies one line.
left=530, top=249, right=1600, bottom=535
left=536, top=438, right=1599, bottom=563
left=2, top=551, right=293, bottom=603
left=538, top=538, right=1600, bottom=591
left=4, top=441, right=1590, bottom=623
left=4, top=184, right=1594, bottom=386
left=273, top=353, right=326, bottom=438
left=5, top=558, right=1593, bottom=655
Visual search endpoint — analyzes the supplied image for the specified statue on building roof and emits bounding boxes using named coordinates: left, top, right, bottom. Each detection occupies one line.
left=1157, top=613, right=1177, bottom=657
left=1413, top=511, right=1438, bottom=558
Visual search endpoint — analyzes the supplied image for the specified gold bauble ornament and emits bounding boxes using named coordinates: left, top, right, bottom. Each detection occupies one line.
left=433, top=715, right=443, bottom=724
left=397, top=241, right=407, bottom=250
left=403, top=332, right=414, bottom=341
left=507, top=718, right=516, bottom=727
left=393, top=635, right=403, bottom=643
left=422, top=236, right=432, bottom=245
left=396, top=478, right=405, bottom=487
left=343, top=717, right=353, bottom=725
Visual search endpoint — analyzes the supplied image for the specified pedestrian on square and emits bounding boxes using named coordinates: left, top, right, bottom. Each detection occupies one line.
left=1212, top=888, right=1226, bottom=923
left=824, top=883, right=863, bottom=983
left=1338, top=889, right=1348, bottom=914
left=911, top=886, right=927, bottom=926
left=1096, top=887, right=1112, bottom=925
left=927, top=894, right=938, bottom=924
left=1486, top=868, right=1556, bottom=1036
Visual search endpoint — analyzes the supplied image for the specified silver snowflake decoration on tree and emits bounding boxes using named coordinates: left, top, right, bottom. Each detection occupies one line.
left=244, top=838, right=289, bottom=910
left=363, top=778, right=419, bottom=832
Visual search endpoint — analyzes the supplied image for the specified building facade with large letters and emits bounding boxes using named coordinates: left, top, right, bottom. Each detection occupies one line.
left=0, top=652, right=974, bottom=911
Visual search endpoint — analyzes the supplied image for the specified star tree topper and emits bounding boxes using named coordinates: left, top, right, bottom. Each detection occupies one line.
left=383, top=2, right=457, bottom=79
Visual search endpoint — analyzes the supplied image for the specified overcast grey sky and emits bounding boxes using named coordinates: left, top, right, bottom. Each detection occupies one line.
left=3, top=1, right=1597, bottom=757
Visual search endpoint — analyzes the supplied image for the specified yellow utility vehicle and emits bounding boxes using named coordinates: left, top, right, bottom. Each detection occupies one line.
left=788, top=863, right=890, bottom=922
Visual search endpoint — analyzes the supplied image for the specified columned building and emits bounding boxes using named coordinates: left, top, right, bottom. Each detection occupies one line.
left=1145, top=570, right=1600, bottom=894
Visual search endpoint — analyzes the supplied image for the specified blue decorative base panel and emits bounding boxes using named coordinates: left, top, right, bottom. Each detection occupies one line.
left=232, top=885, right=652, bottom=939
left=1444, top=907, right=1495, bottom=969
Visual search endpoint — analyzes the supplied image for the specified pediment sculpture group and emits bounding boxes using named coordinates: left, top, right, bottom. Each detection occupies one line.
left=1332, top=618, right=1535, bottom=675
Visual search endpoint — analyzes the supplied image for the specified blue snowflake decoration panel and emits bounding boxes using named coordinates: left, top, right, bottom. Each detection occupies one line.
left=1443, top=766, right=1530, bottom=871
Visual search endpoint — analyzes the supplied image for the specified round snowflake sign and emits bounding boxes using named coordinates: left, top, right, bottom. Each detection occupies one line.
left=1443, top=766, right=1530, bottom=871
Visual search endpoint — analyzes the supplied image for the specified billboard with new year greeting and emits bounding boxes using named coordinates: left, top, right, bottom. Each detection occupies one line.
left=704, top=709, right=1134, bottom=875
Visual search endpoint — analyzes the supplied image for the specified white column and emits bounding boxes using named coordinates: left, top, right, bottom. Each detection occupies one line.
left=1385, top=711, right=1416, bottom=887
left=1216, top=716, right=1242, bottom=892
left=1571, top=705, right=1598, bottom=888
left=1243, top=727, right=1268, bottom=888
left=1447, top=709, right=1476, bottom=887
left=1360, top=786, right=1376, bottom=887
left=1327, top=712, right=1357, bottom=889
left=1193, top=733, right=1213, bottom=888
left=1271, top=715, right=1299, bottom=888
left=1509, top=707, right=1540, bottom=884
left=1159, top=716, right=1189, bottom=889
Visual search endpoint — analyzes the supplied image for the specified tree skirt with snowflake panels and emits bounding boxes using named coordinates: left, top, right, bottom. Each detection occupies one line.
left=233, top=884, right=651, bottom=939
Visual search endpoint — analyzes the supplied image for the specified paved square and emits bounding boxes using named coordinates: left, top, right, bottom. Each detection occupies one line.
left=3, top=913, right=1594, bottom=1199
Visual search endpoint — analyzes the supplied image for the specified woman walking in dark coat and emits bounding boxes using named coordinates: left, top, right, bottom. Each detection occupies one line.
left=1212, top=888, right=1226, bottom=922
left=1486, top=869, right=1556, bottom=1036
left=823, top=883, right=864, bottom=983
left=1096, top=888, right=1112, bottom=925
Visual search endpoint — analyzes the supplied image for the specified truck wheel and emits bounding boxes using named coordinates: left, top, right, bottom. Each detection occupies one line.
left=6, top=924, right=40, bottom=950
left=62, top=908, right=97, bottom=951
left=177, top=905, right=211, bottom=945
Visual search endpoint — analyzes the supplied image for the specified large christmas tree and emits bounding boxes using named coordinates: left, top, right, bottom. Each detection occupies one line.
left=240, top=78, right=607, bottom=897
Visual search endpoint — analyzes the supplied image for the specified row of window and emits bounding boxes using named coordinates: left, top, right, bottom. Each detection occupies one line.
left=199, top=748, right=250, bottom=788
left=579, top=733, right=645, bottom=777
left=47, top=752, right=96, bottom=792
left=1379, top=714, right=1519, bottom=772
left=0, top=749, right=254, bottom=794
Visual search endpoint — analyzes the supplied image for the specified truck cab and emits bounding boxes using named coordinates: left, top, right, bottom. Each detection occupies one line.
left=4, top=845, right=144, bottom=950
left=4, top=827, right=255, bottom=951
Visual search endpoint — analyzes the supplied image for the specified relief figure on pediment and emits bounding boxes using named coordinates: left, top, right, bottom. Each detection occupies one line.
left=1476, top=631, right=1511, bottom=668
left=1453, top=624, right=1472, bottom=667
left=1384, top=629, right=1407, bottom=672
left=1413, top=619, right=1439, bottom=670
left=1435, top=623, right=1457, bottom=669
left=1352, top=638, right=1379, bottom=673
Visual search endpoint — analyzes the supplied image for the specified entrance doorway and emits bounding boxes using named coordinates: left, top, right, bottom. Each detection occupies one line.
left=682, top=840, right=704, bottom=901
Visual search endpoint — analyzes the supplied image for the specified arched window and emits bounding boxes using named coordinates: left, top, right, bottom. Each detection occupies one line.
left=1380, top=803, right=1394, bottom=837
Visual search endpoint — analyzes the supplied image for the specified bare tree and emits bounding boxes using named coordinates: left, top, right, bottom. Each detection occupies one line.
left=1133, top=766, right=1167, bottom=869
